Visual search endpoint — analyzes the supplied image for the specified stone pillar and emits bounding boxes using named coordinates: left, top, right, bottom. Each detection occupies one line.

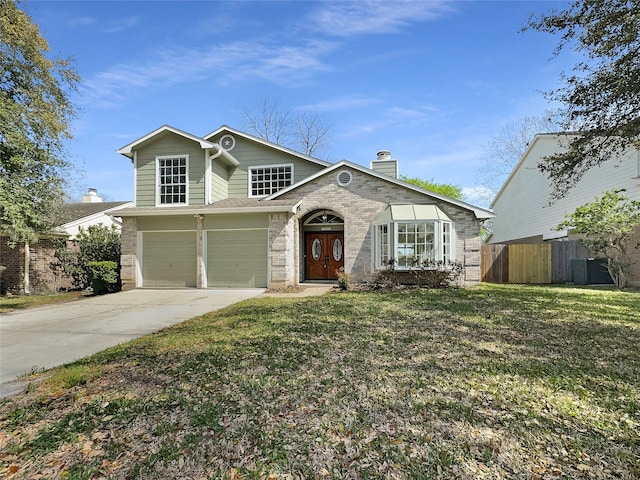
left=120, top=217, right=137, bottom=290
left=269, top=213, right=296, bottom=289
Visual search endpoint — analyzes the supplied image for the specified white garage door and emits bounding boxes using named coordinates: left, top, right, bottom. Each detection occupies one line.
left=142, top=231, right=197, bottom=287
left=207, top=229, right=268, bottom=288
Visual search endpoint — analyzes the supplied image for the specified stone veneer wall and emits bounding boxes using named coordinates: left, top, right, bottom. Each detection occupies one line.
left=273, top=167, right=483, bottom=285
left=268, top=212, right=297, bottom=288
left=119, top=216, right=138, bottom=291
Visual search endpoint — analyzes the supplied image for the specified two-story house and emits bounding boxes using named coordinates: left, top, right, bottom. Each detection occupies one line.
left=116, top=125, right=493, bottom=289
left=489, top=133, right=640, bottom=285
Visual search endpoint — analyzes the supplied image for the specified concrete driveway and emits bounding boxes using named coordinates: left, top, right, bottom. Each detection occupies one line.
left=0, top=288, right=263, bottom=396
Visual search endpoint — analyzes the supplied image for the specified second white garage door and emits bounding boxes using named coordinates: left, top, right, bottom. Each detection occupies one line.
left=207, top=229, right=268, bottom=288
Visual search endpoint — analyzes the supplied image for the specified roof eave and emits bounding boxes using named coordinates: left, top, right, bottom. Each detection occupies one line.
left=116, top=202, right=301, bottom=217
left=267, top=160, right=495, bottom=219
left=117, top=125, right=216, bottom=159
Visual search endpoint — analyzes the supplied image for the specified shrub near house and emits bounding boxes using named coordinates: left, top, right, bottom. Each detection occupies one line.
left=54, top=225, right=122, bottom=293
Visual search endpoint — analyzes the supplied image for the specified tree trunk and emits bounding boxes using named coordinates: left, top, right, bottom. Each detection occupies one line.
left=24, top=240, right=31, bottom=294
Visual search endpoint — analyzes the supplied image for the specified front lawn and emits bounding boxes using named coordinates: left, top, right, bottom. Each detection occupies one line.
left=0, top=284, right=638, bottom=479
left=0, top=291, right=84, bottom=313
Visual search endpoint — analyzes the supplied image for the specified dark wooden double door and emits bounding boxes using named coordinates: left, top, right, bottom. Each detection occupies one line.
left=305, top=232, right=344, bottom=280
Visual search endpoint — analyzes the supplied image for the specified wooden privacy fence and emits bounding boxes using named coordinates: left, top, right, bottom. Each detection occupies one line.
left=481, top=241, right=592, bottom=284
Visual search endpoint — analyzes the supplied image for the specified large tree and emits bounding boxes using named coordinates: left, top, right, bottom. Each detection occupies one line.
left=557, top=189, right=640, bottom=289
left=478, top=114, right=558, bottom=197
left=400, top=175, right=463, bottom=200
left=0, top=0, right=78, bottom=244
left=1, top=0, right=78, bottom=293
left=526, top=0, right=640, bottom=198
left=240, top=97, right=331, bottom=158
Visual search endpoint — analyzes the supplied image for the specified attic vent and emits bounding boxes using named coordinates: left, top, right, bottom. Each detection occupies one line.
left=220, top=134, right=235, bottom=151
left=337, top=170, right=352, bottom=187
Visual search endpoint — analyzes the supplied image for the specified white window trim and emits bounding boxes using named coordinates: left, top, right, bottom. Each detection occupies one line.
left=248, top=163, right=294, bottom=198
left=156, top=154, right=189, bottom=207
left=394, top=221, right=438, bottom=269
left=374, top=220, right=455, bottom=270
left=374, top=223, right=390, bottom=269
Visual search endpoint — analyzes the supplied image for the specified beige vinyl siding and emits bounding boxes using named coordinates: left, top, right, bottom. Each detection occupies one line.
left=210, top=137, right=325, bottom=198
left=142, top=231, right=197, bottom=287
left=206, top=229, right=268, bottom=287
left=491, top=136, right=640, bottom=243
left=211, top=160, right=229, bottom=202
left=135, top=132, right=207, bottom=207
left=370, top=160, right=398, bottom=178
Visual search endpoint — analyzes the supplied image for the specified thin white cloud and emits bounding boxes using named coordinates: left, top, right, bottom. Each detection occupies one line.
left=462, top=185, right=495, bottom=208
left=309, top=0, right=457, bottom=37
left=299, top=95, right=381, bottom=112
left=66, top=16, right=96, bottom=28
left=63, top=15, right=139, bottom=33
left=99, top=17, right=141, bottom=34
left=82, top=40, right=335, bottom=108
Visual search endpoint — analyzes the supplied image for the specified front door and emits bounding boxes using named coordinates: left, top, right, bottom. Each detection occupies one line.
left=305, top=232, right=344, bottom=280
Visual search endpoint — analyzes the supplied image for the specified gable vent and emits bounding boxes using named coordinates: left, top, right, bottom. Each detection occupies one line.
left=337, top=170, right=353, bottom=186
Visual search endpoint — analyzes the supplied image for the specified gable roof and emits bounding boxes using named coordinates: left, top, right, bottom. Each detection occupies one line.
left=56, top=201, right=133, bottom=226
left=117, top=125, right=239, bottom=166
left=266, top=159, right=494, bottom=220
left=490, top=133, right=578, bottom=209
left=204, top=125, right=332, bottom=168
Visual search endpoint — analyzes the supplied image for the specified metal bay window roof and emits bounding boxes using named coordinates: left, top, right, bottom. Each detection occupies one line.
left=374, top=204, right=452, bottom=223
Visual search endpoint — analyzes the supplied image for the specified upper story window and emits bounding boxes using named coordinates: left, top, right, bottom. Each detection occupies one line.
left=157, top=155, right=188, bottom=205
left=249, top=164, right=293, bottom=197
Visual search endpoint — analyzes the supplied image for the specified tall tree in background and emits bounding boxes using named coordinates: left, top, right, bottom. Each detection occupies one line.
left=477, top=114, right=558, bottom=198
left=240, top=97, right=331, bottom=158
left=526, top=0, right=640, bottom=198
left=0, top=0, right=79, bottom=291
left=400, top=175, right=463, bottom=200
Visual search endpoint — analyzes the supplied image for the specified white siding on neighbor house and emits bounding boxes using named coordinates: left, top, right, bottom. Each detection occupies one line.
left=490, top=135, right=640, bottom=244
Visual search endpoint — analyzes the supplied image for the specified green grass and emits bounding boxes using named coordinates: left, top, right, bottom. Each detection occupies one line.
left=0, top=291, right=84, bottom=313
left=0, top=284, right=638, bottom=479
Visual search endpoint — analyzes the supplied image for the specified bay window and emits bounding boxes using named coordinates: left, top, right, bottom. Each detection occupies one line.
left=373, top=204, right=455, bottom=269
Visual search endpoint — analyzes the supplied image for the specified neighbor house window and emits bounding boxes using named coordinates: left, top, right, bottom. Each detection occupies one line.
left=157, top=155, right=188, bottom=205
left=249, top=164, right=293, bottom=197
left=375, top=221, right=453, bottom=268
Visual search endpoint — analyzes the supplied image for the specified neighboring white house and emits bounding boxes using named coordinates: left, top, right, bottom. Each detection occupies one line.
left=56, top=189, right=133, bottom=238
left=489, top=133, right=640, bottom=284
left=0, top=190, right=133, bottom=294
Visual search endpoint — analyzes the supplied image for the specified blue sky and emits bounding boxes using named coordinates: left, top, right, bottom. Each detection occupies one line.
left=23, top=0, right=572, bottom=206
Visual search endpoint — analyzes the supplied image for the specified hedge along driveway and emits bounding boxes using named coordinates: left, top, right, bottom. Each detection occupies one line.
left=0, top=288, right=264, bottom=394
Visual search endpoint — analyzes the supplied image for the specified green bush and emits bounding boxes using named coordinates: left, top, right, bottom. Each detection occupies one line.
left=87, top=261, right=119, bottom=295
left=372, top=258, right=463, bottom=289
left=53, top=224, right=121, bottom=290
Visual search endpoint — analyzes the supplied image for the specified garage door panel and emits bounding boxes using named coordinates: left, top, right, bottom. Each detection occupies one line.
left=142, top=232, right=197, bottom=287
left=207, top=230, right=267, bottom=288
